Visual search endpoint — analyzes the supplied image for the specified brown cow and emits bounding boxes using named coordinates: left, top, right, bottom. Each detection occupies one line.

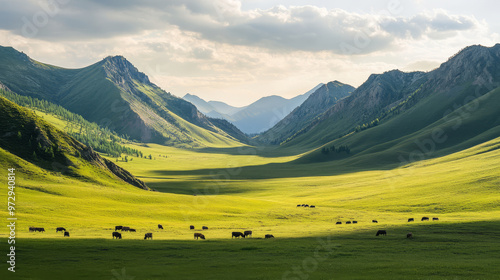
left=244, top=231, right=253, bottom=237
left=194, top=233, right=205, bottom=240
left=232, top=232, right=245, bottom=238
left=64, top=232, right=70, bottom=237
left=112, top=232, right=122, bottom=239
left=144, top=233, right=153, bottom=240
left=376, top=230, right=387, bottom=236
left=407, top=232, right=413, bottom=239
left=265, top=234, right=274, bottom=239
left=56, top=227, right=66, bottom=232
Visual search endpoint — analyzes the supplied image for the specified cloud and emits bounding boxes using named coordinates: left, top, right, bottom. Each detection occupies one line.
left=0, top=0, right=482, bottom=55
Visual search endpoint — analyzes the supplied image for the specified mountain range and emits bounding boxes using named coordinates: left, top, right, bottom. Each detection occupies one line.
left=183, top=83, right=324, bottom=134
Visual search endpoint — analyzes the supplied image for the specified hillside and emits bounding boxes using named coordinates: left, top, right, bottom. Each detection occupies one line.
left=294, top=44, right=500, bottom=164
left=0, top=46, right=246, bottom=147
left=0, top=96, right=149, bottom=189
left=257, top=81, right=355, bottom=144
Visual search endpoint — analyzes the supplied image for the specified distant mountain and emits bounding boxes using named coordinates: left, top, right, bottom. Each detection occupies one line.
left=183, top=83, right=324, bottom=134
left=0, top=46, right=247, bottom=147
left=0, top=96, right=149, bottom=190
left=257, top=81, right=355, bottom=144
left=290, top=44, right=500, bottom=165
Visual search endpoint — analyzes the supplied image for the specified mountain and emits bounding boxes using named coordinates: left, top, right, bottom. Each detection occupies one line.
left=291, top=44, right=500, bottom=165
left=0, top=95, right=149, bottom=190
left=257, top=81, right=355, bottom=144
left=0, top=46, right=246, bottom=147
left=183, top=83, right=324, bottom=134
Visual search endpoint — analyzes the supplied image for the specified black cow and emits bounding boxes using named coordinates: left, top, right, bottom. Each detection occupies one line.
left=115, top=226, right=123, bottom=231
left=433, top=217, right=439, bottom=221
left=310, top=205, right=316, bottom=208
left=158, top=224, right=164, bottom=229
left=376, top=230, right=387, bottom=236
left=190, top=225, right=195, bottom=230
left=232, top=232, right=245, bottom=238
left=194, top=233, right=205, bottom=240
left=244, top=231, right=253, bottom=237
left=421, top=217, right=429, bottom=221
left=29, top=227, right=35, bottom=232
left=408, top=218, right=414, bottom=222
left=122, top=226, right=131, bottom=232
left=265, top=234, right=275, bottom=239
left=372, top=220, right=378, bottom=223
left=144, top=233, right=153, bottom=240
left=297, top=205, right=301, bottom=207
left=35, top=227, right=45, bottom=232
left=346, top=221, right=352, bottom=224
left=129, top=229, right=136, bottom=232
left=336, top=221, right=342, bottom=225
left=112, top=232, right=122, bottom=239
left=56, top=227, right=66, bottom=232
left=202, top=226, right=208, bottom=230
left=407, top=232, right=413, bottom=239
left=301, top=204, right=306, bottom=207
left=64, top=232, right=70, bottom=237
left=304, top=204, right=309, bottom=208
left=353, top=221, right=358, bottom=224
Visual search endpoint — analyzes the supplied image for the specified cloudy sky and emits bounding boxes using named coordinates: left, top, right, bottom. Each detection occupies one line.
left=1, top=0, right=499, bottom=106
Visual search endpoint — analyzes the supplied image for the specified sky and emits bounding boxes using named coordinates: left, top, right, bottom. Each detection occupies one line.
left=0, top=0, right=499, bottom=106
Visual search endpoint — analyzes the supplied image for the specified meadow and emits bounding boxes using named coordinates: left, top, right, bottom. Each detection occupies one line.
left=1, top=118, right=500, bottom=279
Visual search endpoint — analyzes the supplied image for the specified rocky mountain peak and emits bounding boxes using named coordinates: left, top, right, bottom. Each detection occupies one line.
left=102, top=55, right=150, bottom=86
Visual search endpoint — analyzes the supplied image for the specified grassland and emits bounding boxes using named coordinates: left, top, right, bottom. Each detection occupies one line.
left=1, top=127, right=500, bottom=279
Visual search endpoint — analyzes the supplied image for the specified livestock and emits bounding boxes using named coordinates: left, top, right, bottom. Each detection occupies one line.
left=304, top=204, right=309, bottom=207
left=202, top=226, right=208, bottom=230
left=121, top=226, right=131, bottom=231
left=232, top=232, right=245, bottom=238
left=33, top=227, right=45, bottom=232
left=376, top=230, right=387, bottom=236
left=115, top=226, right=123, bottom=231
left=129, top=229, right=136, bottom=232
left=310, top=205, right=316, bottom=208
left=265, top=234, right=275, bottom=239
left=407, top=232, right=413, bottom=239
left=64, top=232, right=70, bottom=237
left=190, top=225, right=195, bottom=230
left=158, top=224, right=163, bottom=229
left=194, top=233, right=205, bottom=240
left=29, top=227, right=35, bottom=232
left=433, top=217, right=439, bottom=221
left=346, top=221, right=352, bottom=224
left=408, top=218, right=414, bottom=222
left=297, top=205, right=301, bottom=207
left=353, top=221, right=358, bottom=224
left=144, top=233, right=153, bottom=240
left=372, top=220, right=378, bottom=223
left=244, top=231, right=253, bottom=237
left=112, top=232, right=122, bottom=239
left=56, top=227, right=66, bottom=232
left=336, top=222, right=342, bottom=225
left=421, top=217, right=429, bottom=221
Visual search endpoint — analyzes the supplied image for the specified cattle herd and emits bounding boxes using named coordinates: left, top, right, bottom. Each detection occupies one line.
left=28, top=213, right=439, bottom=240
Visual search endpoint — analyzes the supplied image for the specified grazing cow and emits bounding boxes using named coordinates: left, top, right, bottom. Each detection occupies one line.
left=56, top=227, right=66, bottom=232
left=129, top=229, right=136, bottom=232
left=64, top=232, right=70, bottom=237
left=115, top=226, right=123, bottom=231
left=35, top=227, right=45, bottom=232
left=144, top=233, right=153, bottom=240
left=433, top=217, right=439, bottom=221
left=194, top=233, right=206, bottom=240
left=244, top=231, right=253, bottom=237
left=336, top=221, right=342, bottom=225
left=421, top=217, right=429, bottom=221
left=346, top=221, right=352, bottom=224
left=297, top=205, right=301, bottom=207
left=301, top=204, right=306, bottom=207
left=190, top=225, right=195, bottom=230
left=407, top=232, right=413, bottom=239
left=408, top=218, right=414, bottom=222
left=122, top=226, right=130, bottom=232
left=29, top=227, right=35, bottom=232
left=265, top=234, right=274, bottom=239
left=112, top=232, right=122, bottom=239
left=376, top=230, right=387, bottom=236
left=232, top=232, right=245, bottom=238
left=304, top=204, right=309, bottom=208
left=372, top=220, right=378, bottom=223
left=310, top=205, right=315, bottom=208
left=158, top=224, right=163, bottom=229
left=353, top=221, right=358, bottom=224
left=202, top=226, right=208, bottom=230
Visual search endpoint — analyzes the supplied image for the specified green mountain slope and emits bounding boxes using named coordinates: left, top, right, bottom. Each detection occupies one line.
left=0, top=96, right=149, bottom=190
left=257, top=81, right=355, bottom=144
left=296, top=44, right=500, bottom=165
left=0, top=46, right=246, bottom=147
